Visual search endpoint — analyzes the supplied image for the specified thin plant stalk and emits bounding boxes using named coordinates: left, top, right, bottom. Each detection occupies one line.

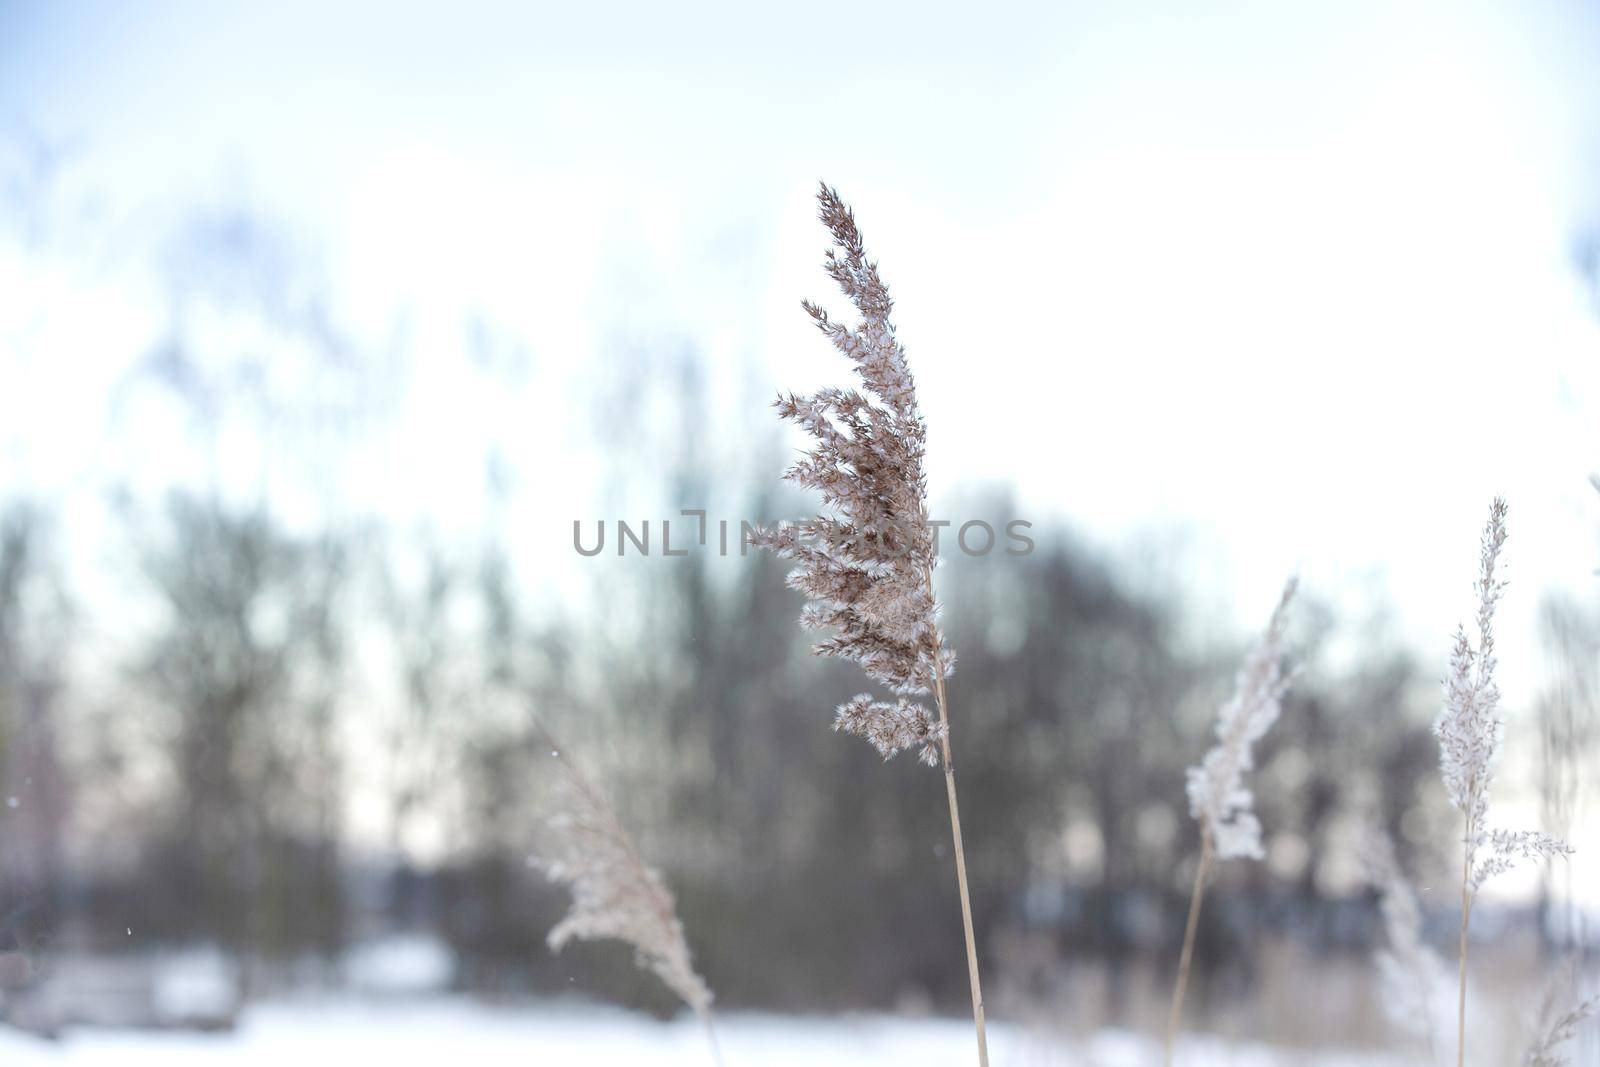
left=1165, top=829, right=1215, bottom=1067
left=928, top=571, right=988, bottom=1066
left=702, top=1012, right=726, bottom=1067
left=1456, top=835, right=1470, bottom=1067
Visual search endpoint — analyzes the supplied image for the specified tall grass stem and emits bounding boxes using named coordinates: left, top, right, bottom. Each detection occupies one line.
left=1165, top=830, right=1215, bottom=1067
left=930, top=601, right=988, bottom=1066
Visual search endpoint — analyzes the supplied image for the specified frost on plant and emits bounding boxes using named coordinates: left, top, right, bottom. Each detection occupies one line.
left=834, top=692, right=945, bottom=767
left=752, top=183, right=950, bottom=766
left=1469, top=827, right=1573, bottom=894
left=1433, top=498, right=1572, bottom=899
left=1185, top=577, right=1298, bottom=859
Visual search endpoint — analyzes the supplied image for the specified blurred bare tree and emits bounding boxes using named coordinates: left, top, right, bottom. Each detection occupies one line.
left=0, top=504, right=73, bottom=989
left=127, top=495, right=347, bottom=996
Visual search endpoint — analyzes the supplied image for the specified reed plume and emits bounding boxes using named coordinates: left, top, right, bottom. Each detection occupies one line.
left=752, top=183, right=987, bottom=1064
left=1364, top=829, right=1449, bottom=1059
left=533, top=722, right=720, bottom=1064
left=1432, top=499, right=1572, bottom=1067
left=1164, top=576, right=1297, bottom=1066
left=1523, top=964, right=1597, bottom=1067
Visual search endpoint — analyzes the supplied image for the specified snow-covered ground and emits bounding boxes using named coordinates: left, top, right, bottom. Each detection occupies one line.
left=0, top=997, right=1407, bottom=1065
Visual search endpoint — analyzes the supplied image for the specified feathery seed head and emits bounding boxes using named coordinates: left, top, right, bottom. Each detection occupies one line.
left=1433, top=497, right=1508, bottom=830
left=1433, top=499, right=1573, bottom=897
left=1185, top=577, right=1297, bottom=860
left=1470, top=827, right=1574, bottom=895
left=537, top=743, right=712, bottom=1016
left=755, top=184, right=951, bottom=761
left=834, top=693, right=947, bottom=767
left=1524, top=963, right=1598, bottom=1067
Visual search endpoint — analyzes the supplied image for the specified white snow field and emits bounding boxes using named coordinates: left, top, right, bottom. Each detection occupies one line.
left=0, top=998, right=1408, bottom=1065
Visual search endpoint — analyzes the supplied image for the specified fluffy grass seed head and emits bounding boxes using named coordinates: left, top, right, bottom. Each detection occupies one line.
left=1434, top=499, right=1573, bottom=897
left=1433, top=497, right=1508, bottom=834
left=1185, top=577, right=1297, bottom=860
left=753, top=184, right=949, bottom=766
left=537, top=745, right=712, bottom=1016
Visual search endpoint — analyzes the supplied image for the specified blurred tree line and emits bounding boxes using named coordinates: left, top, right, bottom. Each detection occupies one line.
left=0, top=470, right=1490, bottom=1020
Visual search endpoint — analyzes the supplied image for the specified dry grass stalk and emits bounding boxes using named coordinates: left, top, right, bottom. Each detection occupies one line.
left=753, top=183, right=987, bottom=1064
left=533, top=722, right=720, bottom=1065
left=1164, top=577, right=1297, bottom=1067
left=1432, top=499, right=1573, bottom=1067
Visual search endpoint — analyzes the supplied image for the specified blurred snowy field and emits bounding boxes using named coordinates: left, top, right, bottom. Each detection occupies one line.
left=0, top=998, right=1408, bottom=1066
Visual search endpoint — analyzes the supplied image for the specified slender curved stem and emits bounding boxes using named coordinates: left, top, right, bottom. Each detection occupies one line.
left=925, top=568, right=988, bottom=1067
left=932, top=665, right=989, bottom=1067
left=1165, top=830, right=1215, bottom=1067
left=700, top=1008, right=726, bottom=1067
left=1456, top=818, right=1471, bottom=1067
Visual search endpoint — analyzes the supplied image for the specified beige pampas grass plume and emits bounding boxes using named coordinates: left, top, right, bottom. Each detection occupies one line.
left=1164, top=576, right=1296, bottom=1067
left=753, top=183, right=988, bottom=1065
left=1433, top=499, right=1573, bottom=1067
left=533, top=722, right=719, bottom=1064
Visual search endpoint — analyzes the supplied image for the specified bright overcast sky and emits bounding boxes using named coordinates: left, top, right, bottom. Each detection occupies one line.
left=4, top=2, right=1600, bottom=722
